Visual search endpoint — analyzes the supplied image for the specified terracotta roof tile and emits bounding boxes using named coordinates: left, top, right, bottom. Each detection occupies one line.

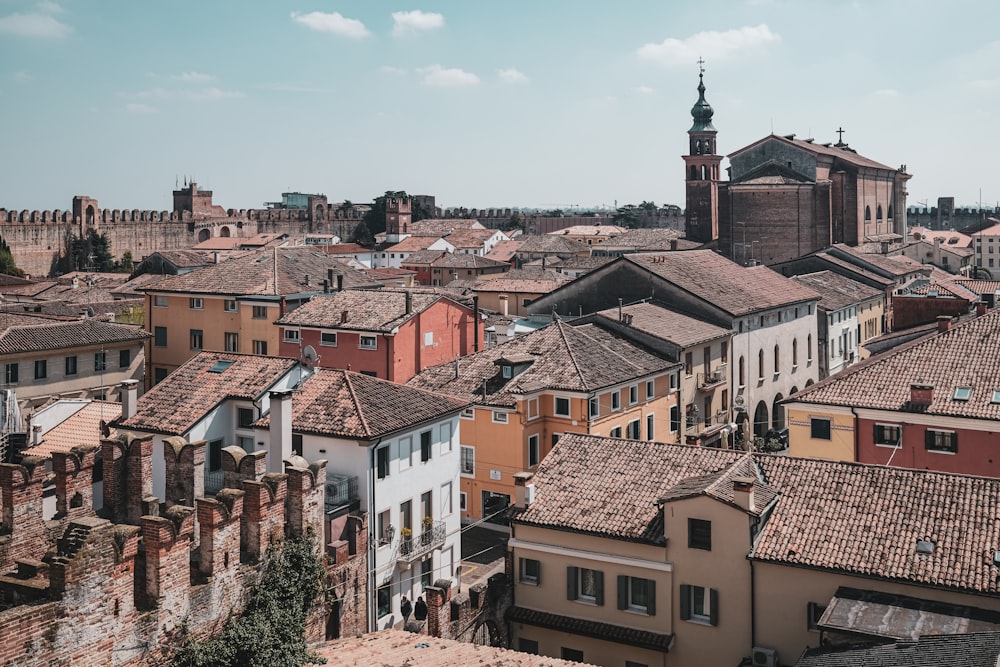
left=547, top=225, right=628, bottom=237
left=471, top=269, right=571, bottom=294
left=117, top=352, right=297, bottom=435
left=797, top=632, right=1000, bottom=667
left=786, top=308, right=1000, bottom=420
left=625, top=251, right=821, bottom=316
left=259, top=369, right=467, bottom=439
left=26, top=401, right=120, bottom=457
left=141, top=247, right=380, bottom=296
left=485, top=239, right=524, bottom=262
left=276, top=289, right=449, bottom=332
left=515, top=235, right=591, bottom=255
left=508, top=606, right=672, bottom=652
left=433, top=253, right=509, bottom=270
left=401, top=249, right=448, bottom=265
left=386, top=236, right=444, bottom=253
left=790, top=271, right=884, bottom=312
left=409, top=218, right=486, bottom=236
left=0, top=319, right=149, bottom=355
left=591, top=302, right=732, bottom=347
left=408, top=321, right=673, bottom=407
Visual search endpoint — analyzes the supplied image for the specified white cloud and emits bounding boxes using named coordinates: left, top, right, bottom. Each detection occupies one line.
left=970, top=78, right=1000, bottom=90
left=291, top=11, right=369, bottom=39
left=36, top=1, right=63, bottom=13
left=392, top=10, right=444, bottom=36
left=633, top=85, right=655, bottom=94
left=181, top=87, right=245, bottom=101
left=380, top=65, right=407, bottom=76
left=497, top=68, right=528, bottom=84
left=129, top=87, right=171, bottom=100
left=126, top=103, right=157, bottom=114
left=172, top=71, right=215, bottom=83
left=637, top=24, right=779, bottom=67
left=0, top=11, right=71, bottom=37
left=13, top=71, right=32, bottom=82
left=259, top=82, right=328, bottom=94
left=872, top=88, right=899, bottom=98
left=417, top=64, right=479, bottom=87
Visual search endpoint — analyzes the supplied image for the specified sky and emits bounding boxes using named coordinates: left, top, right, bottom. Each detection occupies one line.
left=1, top=0, right=998, bottom=213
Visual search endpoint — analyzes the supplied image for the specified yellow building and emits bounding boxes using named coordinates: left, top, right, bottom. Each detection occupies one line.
left=142, top=246, right=379, bottom=387
left=408, top=320, right=680, bottom=524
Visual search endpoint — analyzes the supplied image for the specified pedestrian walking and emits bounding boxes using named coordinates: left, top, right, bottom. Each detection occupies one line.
left=413, top=595, right=428, bottom=632
left=400, top=595, right=412, bottom=627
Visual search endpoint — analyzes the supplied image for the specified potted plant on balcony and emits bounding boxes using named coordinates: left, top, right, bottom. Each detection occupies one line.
left=400, top=526, right=413, bottom=555
left=421, top=516, right=434, bottom=545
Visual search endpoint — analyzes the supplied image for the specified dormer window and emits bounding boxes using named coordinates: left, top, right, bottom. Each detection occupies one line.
left=991, top=390, right=1000, bottom=404
left=502, top=365, right=513, bottom=379
left=953, top=387, right=972, bottom=401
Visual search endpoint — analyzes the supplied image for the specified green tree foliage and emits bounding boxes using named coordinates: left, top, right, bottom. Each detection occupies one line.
left=0, top=238, right=25, bottom=277
left=171, top=537, right=327, bottom=667
left=503, top=212, right=524, bottom=233
left=115, top=250, right=135, bottom=274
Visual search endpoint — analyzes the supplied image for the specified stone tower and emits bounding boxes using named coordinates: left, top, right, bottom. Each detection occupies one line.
left=683, top=67, right=722, bottom=243
left=385, top=196, right=412, bottom=244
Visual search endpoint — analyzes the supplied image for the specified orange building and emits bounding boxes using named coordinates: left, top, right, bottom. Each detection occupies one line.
left=408, top=320, right=680, bottom=525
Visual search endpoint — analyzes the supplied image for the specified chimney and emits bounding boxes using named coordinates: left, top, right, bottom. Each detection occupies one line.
left=327, top=268, right=334, bottom=288
left=322, top=279, right=329, bottom=293
left=936, top=315, right=952, bottom=333
left=977, top=301, right=988, bottom=316
left=473, top=295, right=480, bottom=352
left=341, top=310, right=349, bottom=324
left=910, top=383, right=934, bottom=406
left=337, top=274, right=344, bottom=291
left=499, top=294, right=509, bottom=317
left=304, top=274, right=310, bottom=287
left=32, top=424, right=42, bottom=446
left=454, top=356, right=461, bottom=379
left=670, top=239, right=678, bottom=251
left=513, top=472, right=535, bottom=509
left=405, top=291, right=413, bottom=315
left=541, top=256, right=546, bottom=270
left=732, top=476, right=755, bottom=512
left=213, top=251, right=220, bottom=264
left=268, top=391, right=293, bottom=474
left=120, top=379, right=139, bottom=420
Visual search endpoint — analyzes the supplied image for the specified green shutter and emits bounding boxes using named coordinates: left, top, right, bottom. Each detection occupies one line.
left=679, top=584, right=691, bottom=620
left=595, top=570, right=604, bottom=606
left=617, top=575, right=628, bottom=610
left=709, top=588, right=719, bottom=626
left=647, top=580, right=656, bottom=616
left=567, top=566, right=578, bottom=600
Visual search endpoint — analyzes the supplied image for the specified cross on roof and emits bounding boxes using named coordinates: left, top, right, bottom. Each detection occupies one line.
left=697, top=57, right=705, bottom=75
left=836, top=127, right=845, bottom=144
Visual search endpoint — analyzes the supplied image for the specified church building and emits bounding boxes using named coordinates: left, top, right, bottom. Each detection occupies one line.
left=683, top=69, right=911, bottom=267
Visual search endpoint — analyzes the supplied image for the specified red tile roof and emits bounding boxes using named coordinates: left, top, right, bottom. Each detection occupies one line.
left=471, top=269, right=571, bottom=294
left=117, top=352, right=298, bottom=435
left=26, top=401, right=120, bottom=458
left=408, top=320, right=674, bottom=408
left=276, top=289, right=450, bottom=332
left=0, top=319, right=149, bottom=354
left=624, top=251, right=821, bottom=316
left=786, top=308, right=1000, bottom=420
left=790, top=270, right=884, bottom=312
left=591, top=301, right=732, bottom=348
left=259, top=369, right=467, bottom=439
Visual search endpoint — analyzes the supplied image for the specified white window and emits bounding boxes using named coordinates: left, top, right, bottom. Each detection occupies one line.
left=377, top=509, right=392, bottom=546
left=527, top=398, right=539, bottom=420
left=519, top=558, right=541, bottom=585
left=681, top=584, right=716, bottom=625
left=423, top=331, right=434, bottom=347
left=610, top=426, right=622, bottom=438
left=189, top=297, right=204, bottom=310
left=224, top=299, right=238, bottom=312
left=626, top=419, right=640, bottom=440
left=460, top=446, right=475, bottom=476
left=154, top=295, right=168, bottom=308
left=441, top=481, right=453, bottom=516
left=568, top=566, right=603, bottom=604
left=283, top=329, right=300, bottom=343
left=460, top=492, right=467, bottom=511
left=320, top=332, right=337, bottom=346
left=611, top=391, right=621, bottom=411
left=461, top=407, right=475, bottom=420
left=589, top=397, right=599, bottom=418
left=399, top=436, right=413, bottom=470
left=646, top=379, right=655, bottom=399
left=502, top=365, right=513, bottom=379
left=554, top=396, right=570, bottom=417
left=873, top=423, right=901, bottom=448
left=619, top=577, right=655, bottom=615
left=493, top=411, right=508, bottom=424
left=629, top=385, right=638, bottom=405
left=646, top=413, right=655, bottom=441
left=528, top=434, right=540, bottom=467
left=360, top=335, right=377, bottom=349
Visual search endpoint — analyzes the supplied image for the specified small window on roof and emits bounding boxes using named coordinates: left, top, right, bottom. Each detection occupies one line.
left=992, top=390, right=1000, bottom=404
left=916, top=539, right=935, bottom=555
left=953, top=387, right=972, bottom=401
left=209, top=359, right=235, bottom=373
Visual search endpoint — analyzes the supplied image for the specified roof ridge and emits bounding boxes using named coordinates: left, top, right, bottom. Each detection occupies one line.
left=554, top=321, right=588, bottom=389
left=570, top=322, right=647, bottom=372
left=341, top=371, right=372, bottom=437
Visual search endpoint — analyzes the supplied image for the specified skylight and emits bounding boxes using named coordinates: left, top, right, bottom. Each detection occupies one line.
left=916, top=539, right=935, bottom=555
left=208, top=360, right=235, bottom=373
left=992, top=390, right=1000, bottom=404
left=953, top=387, right=972, bottom=401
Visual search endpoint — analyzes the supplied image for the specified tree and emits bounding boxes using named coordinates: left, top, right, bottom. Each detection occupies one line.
left=0, top=238, right=24, bottom=277
left=60, top=229, right=117, bottom=272
left=115, top=250, right=135, bottom=274
left=612, top=204, right=641, bottom=229
left=350, top=221, right=373, bottom=246
left=171, top=537, right=327, bottom=667
left=503, top=212, right=525, bottom=233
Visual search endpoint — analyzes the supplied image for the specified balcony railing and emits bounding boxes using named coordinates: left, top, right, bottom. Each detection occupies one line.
left=325, top=474, right=359, bottom=512
left=697, top=369, right=726, bottom=391
left=397, top=520, right=446, bottom=564
left=205, top=469, right=224, bottom=495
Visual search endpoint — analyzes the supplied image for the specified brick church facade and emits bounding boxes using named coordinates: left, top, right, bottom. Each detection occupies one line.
left=683, top=71, right=911, bottom=267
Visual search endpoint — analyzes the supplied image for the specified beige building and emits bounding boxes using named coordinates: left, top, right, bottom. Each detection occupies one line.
left=509, top=433, right=1000, bottom=667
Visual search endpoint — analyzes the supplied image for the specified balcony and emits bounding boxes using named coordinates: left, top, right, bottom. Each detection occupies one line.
left=325, top=474, right=359, bottom=513
left=397, top=520, right=446, bottom=565
left=697, top=369, right=726, bottom=391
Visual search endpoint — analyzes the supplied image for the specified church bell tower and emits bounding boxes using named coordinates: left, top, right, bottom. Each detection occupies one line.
left=683, top=62, right=722, bottom=243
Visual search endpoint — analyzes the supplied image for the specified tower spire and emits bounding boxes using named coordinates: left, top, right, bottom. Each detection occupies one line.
left=690, top=59, right=715, bottom=132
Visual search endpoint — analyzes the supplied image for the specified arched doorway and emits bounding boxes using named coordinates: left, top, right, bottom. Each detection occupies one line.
left=735, top=410, right=750, bottom=450
left=219, top=226, right=231, bottom=238
left=86, top=205, right=96, bottom=225
left=772, top=394, right=785, bottom=430
left=753, top=401, right=769, bottom=440
left=198, top=228, right=211, bottom=242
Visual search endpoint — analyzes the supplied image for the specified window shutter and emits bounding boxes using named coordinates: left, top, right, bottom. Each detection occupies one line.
left=567, top=567, right=578, bottom=600
left=595, top=570, right=604, bottom=606
left=536, top=562, right=541, bottom=585
left=709, top=588, right=719, bottom=626
left=617, top=575, right=628, bottom=610
left=647, top=580, right=656, bottom=616
left=679, top=584, right=691, bottom=620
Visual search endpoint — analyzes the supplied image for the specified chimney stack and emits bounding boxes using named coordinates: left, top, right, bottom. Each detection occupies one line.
left=513, top=472, right=535, bottom=509
left=341, top=310, right=349, bottom=324
left=268, top=391, right=293, bottom=474
left=32, top=424, right=42, bottom=447
left=500, top=294, right=509, bottom=317
left=213, top=251, right=220, bottom=264
left=670, top=239, right=678, bottom=251
left=732, top=476, right=755, bottom=512
left=977, top=301, right=988, bottom=316
left=405, top=291, right=413, bottom=315
left=910, top=383, right=934, bottom=406
left=337, top=274, right=344, bottom=291
left=936, top=315, right=952, bottom=333
left=120, top=379, right=139, bottom=420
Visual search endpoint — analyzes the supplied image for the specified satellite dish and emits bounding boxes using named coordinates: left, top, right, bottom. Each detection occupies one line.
left=302, top=345, right=319, bottom=368
left=733, top=395, right=745, bottom=406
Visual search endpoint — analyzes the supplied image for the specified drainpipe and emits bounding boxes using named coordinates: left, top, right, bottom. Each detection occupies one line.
left=472, top=296, right=480, bottom=352
left=367, top=437, right=383, bottom=633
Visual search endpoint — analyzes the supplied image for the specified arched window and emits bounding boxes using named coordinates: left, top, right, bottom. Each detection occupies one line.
left=887, top=204, right=894, bottom=219
left=807, top=334, right=813, bottom=361
left=864, top=205, right=871, bottom=221
left=792, top=338, right=798, bottom=366
left=758, top=350, right=765, bottom=380
left=695, top=139, right=702, bottom=155
left=690, top=166, right=697, bottom=180
left=774, top=344, right=780, bottom=374
left=738, top=356, right=745, bottom=386
left=701, top=165, right=708, bottom=180
left=877, top=205, right=883, bottom=220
